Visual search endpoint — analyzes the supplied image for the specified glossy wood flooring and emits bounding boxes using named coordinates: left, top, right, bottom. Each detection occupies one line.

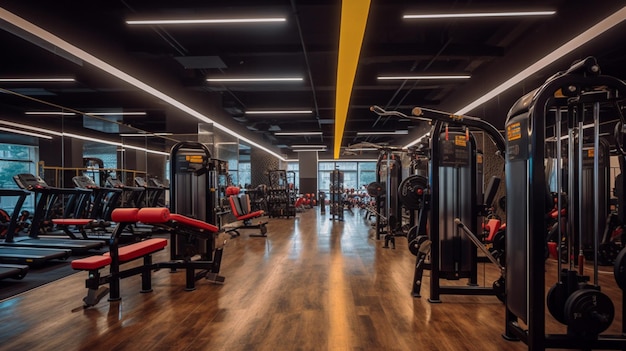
left=0, top=208, right=624, bottom=351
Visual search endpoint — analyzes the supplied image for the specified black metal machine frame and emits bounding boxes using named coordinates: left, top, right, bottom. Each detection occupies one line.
left=504, top=57, right=626, bottom=350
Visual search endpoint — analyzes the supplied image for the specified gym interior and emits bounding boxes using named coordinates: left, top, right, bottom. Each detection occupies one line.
left=1, top=2, right=626, bottom=351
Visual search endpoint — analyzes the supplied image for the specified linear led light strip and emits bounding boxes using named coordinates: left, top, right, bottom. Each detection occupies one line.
left=0, top=120, right=169, bottom=156
left=207, top=78, right=302, bottom=82
left=403, top=11, right=556, bottom=19
left=0, top=8, right=286, bottom=161
left=0, top=78, right=75, bottom=82
left=247, top=110, right=312, bottom=115
left=274, top=132, right=322, bottom=136
left=404, top=5, right=626, bottom=148
left=127, top=18, right=286, bottom=25
left=377, top=75, right=470, bottom=80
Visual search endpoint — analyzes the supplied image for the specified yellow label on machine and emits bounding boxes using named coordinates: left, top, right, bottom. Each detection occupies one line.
left=454, top=135, right=467, bottom=147
left=587, top=148, right=594, bottom=158
left=507, top=122, right=521, bottom=141
left=477, top=153, right=483, bottom=164
left=186, top=155, right=204, bottom=163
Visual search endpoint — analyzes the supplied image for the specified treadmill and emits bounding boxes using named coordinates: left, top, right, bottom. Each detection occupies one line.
left=4, top=174, right=105, bottom=255
left=0, top=189, right=71, bottom=266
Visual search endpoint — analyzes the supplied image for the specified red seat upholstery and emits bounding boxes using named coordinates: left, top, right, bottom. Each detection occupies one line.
left=135, top=207, right=219, bottom=232
left=71, top=255, right=112, bottom=270
left=103, top=238, right=167, bottom=262
left=484, top=219, right=501, bottom=242
left=111, top=208, right=140, bottom=222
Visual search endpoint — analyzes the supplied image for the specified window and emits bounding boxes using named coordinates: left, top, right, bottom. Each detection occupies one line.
left=317, top=161, right=376, bottom=193
left=0, top=143, right=38, bottom=212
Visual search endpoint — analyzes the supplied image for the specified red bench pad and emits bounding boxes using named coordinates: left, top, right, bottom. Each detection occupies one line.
left=168, top=214, right=218, bottom=233
left=484, top=219, right=501, bottom=242
left=111, top=208, right=140, bottom=223
left=103, top=238, right=167, bottom=262
left=71, top=255, right=112, bottom=270
left=236, top=210, right=265, bottom=221
left=52, top=219, right=94, bottom=226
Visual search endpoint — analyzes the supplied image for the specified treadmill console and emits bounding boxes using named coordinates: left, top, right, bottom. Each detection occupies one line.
left=135, top=177, right=148, bottom=187
left=73, top=175, right=98, bottom=189
left=13, top=173, right=48, bottom=190
left=106, top=177, right=125, bottom=188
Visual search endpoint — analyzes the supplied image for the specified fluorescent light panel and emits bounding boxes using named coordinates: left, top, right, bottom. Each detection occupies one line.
left=87, top=111, right=146, bottom=116
left=0, top=126, right=53, bottom=139
left=357, top=130, right=408, bottom=135
left=0, top=8, right=286, bottom=161
left=207, top=77, right=303, bottom=82
left=274, top=131, right=322, bottom=136
left=403, top=11, right=556, bottom=19
left=377, top=75, right=470, bottom=80
left=0, top=120, right=63, bottom=136
left=0, top=78, right=75, bottom=82
left=246, top=110, right=312, bottom=115
left=291, top=144, right=327, bottom=148
left=127, top=18, right=286, bottom=25
left=25, top=111, right=76, bottom=116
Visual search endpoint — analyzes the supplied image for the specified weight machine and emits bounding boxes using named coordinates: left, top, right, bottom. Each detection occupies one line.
left=371, top=105, right=506, bottom=300
left=170, top=142, right=227, bottom=270
left=504, top=57, right=626, bottom=350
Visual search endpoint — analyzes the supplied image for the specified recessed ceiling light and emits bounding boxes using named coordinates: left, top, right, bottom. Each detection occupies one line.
left=25, top=111, right=77, bottom=116
left=357, top=130, right=408, bottom=135
left=291, top=144, right=327, bottom=148
left=126, top=18, right=286, bottom=25
left=275, top=131, right=323, bottom=136
left=247, top=110, right=312, bottom=115
left=207, top=77, right=303, bottom=82
left=86, top=111, right=147, bottom=116
left=377, top=75, right=470, bottom=80
left=403, top=11, right=556, bottom=19
left=0, top=78, right=75, bottom=82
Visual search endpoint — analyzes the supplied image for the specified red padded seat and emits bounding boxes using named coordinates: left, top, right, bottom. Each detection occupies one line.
left=103, top=238, right=167, bottom=262
left=169, top=214, right=218, bottom=232
left=71, top=255, right=112, bottom=270
left=235, top=211, right=265, bottom=221
left=111, top=208, right=140, bottom=223
left=136, top=207, right=170, bottom=223
left=484, top=219, right=501, bottom=242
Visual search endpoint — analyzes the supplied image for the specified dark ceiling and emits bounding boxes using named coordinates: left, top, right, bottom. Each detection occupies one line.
left=0, top=1, right=625, bottom=159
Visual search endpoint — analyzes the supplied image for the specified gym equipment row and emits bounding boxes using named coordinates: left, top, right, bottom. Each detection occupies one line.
left=503, top=57, right=626, bottom=349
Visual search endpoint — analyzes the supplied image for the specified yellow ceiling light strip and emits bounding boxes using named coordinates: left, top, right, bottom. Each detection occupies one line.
left=334, top=0, right=371, bottom=159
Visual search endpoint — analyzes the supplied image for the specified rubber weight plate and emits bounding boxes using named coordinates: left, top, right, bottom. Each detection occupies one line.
left=614, top=247, right=626, bottom=290
left=366, top=182, right=384, bottom=197
left=398, top=175, right=428, bottom=210
left=564, top=288, right=614, bottom=335
left=546, top=282, right=568, bottom=324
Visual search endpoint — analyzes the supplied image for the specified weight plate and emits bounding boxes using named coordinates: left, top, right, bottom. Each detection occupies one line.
left=407, top=226, right=418, bottom=244
left=366, top=182, right=384, bottom=197
left=564, top=288, right=614, bottom=335
left=398, top=175, right=428, bottom=211
left=614, top=247, right=626, bottom=291
left=546, top=282, right=568, bottom=324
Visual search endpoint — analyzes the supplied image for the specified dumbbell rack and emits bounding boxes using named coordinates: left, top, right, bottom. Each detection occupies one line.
left=329, top=170, right=344, bottom=221
left=266, top=170, right=295, bottom=218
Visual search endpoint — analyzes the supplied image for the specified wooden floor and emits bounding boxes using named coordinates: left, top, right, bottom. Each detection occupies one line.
left=0, top=208, right=624, bottom=351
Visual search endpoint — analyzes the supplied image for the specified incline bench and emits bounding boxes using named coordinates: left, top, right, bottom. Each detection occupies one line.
left=225, top=186, right=268, bottom=237
left=71, top=207, right=225, bottom=308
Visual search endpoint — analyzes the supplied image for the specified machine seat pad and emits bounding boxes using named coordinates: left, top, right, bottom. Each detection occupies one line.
left=71, top=255, right=112, bottom=270
left=236, top=210, right=265, bottom=221
left=103, top=238, right=167, bottom=262
left=52, top=218, right=93, bottom=226
left=169, top=214, right=219, bottom=233
left=484, top=219, right=501, bottom=242
left=111, top=208, right=140, bottom=223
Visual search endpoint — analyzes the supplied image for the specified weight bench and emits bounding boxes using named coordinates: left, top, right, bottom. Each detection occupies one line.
left=225, top=186, right=268, bottom=237
left=71, top=207, right=224, bottom=308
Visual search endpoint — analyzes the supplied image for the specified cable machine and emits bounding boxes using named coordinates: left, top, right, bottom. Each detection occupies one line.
left=504, top=57, right=626, bottom=350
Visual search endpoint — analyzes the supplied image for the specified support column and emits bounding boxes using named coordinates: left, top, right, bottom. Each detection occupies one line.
left=251, top=148, right=279, bottom=187
left=298, top=151, right=318, bottom=195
